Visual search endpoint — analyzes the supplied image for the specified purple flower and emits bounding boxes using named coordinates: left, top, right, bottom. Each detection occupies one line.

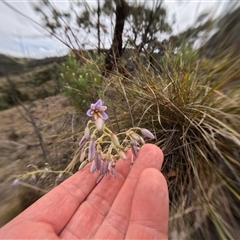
left=86, top=99, right=108, bottom=120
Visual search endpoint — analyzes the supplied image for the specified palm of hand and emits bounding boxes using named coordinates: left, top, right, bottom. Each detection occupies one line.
left=0, top=144, right=168, bottom=239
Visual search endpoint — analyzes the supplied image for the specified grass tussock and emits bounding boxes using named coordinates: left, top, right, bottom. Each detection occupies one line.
left=97, top=44, right=240, bottom=239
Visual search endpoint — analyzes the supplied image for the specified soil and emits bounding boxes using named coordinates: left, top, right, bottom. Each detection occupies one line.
left=0, top=94, right=85, bottom=227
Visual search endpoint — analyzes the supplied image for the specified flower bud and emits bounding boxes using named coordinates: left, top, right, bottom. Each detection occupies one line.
left=117, top=150, right=126, bottom=160
left=95, top=151, right=102, bottom=171
left=79, top=160, right=88, bottom=170
left=130, top=132, right=142, bottom=142
left=140, top=128, right=155, bottom=139
left=58, top=173, right=63, bottom=179
left=84, top=126, right=90, bottom=139
left=88, top=134, right=96, bottom=162
left=30, top=174, right=37, bottom=185
left=138, top=136, right=145, bottom=145
left=79, top=149, right=86, bottom=162
left=90, top=161, right=97, bottom=173
left=130, top=139, right=138, bottom=158
left=12, top=179, right=20, bottom=186
left=110, top=162, right=117, bottom=179
left=79, top=135, right=86, bottom=149
left=100, top=159, right=109, bottom=176
left=96, top=175, right=103, bottom=184
left=111, top=133, right=121, bottom=148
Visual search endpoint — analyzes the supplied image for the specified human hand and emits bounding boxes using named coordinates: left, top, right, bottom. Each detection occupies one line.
left=0, top=144, right=169, bottom=239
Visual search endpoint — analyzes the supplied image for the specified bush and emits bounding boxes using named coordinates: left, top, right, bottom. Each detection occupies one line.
left=60, top=54, right=103, bottom=112
left=30, top=63, right=61, bottom=87
left=0, top=88, right=29, bottom=110
left=101, top=44, right=240, bottom=239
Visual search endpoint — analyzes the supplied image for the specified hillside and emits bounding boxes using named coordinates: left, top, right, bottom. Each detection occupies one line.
left=0, top=54, right=66, bottom=76
left=0, top=53, right=67, bottom=111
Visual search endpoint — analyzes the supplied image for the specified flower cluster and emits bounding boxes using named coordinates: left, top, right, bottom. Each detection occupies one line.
left=79, top=99, right=155, bottom=183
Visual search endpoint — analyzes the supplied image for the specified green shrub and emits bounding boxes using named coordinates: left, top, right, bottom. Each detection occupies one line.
left=30, top=63, right=61, bottom=87
left=0, top=89, right=29, bottom=110
left=31, top=68, right=52, bottom=86
left=60, top=54, right=103, bottom=112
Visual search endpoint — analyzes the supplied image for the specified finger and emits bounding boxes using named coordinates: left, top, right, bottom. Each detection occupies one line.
left=4, top=164, right=99, bottom=235
left=94, top=144, right=164, bottom=239
left=60, top=150, right=132, bottom=239
left=126, top=168, right=169, bottom=239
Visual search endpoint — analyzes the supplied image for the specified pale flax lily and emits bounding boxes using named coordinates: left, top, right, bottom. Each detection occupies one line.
left=86, top=99, right=108, bottom=120
left=86, top=99, right=108, bottom=131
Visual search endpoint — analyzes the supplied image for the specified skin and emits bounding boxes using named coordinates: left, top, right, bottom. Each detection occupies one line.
left=0, top=144, right=169, bottom=239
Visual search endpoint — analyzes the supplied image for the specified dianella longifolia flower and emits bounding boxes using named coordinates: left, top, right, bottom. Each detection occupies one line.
left=86, top=99, right=108, bottom=131
left=78, top=99, right=156, bottom=183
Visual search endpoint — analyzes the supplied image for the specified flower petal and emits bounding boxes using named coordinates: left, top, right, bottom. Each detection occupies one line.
left=95, top=99, right=103, bottom=106
left=96, top=106, right=107, bottom=112
left=86, top=109, right=93, bottom=117
left=101, top=111, right=108, bottom=120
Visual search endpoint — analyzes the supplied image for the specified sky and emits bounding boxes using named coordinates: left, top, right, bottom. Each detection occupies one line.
left=0, top=0, right=229, bottom=59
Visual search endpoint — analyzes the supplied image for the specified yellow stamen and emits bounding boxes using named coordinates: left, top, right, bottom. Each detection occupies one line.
left=98, top=112, right=103, bottom=118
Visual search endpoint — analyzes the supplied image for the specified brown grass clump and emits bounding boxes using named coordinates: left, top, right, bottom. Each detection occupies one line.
left=99, top=44, right=240, bottom=239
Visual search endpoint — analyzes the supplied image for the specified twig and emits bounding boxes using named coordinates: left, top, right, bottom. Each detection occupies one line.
left=5, top=74, right=49, bottom=159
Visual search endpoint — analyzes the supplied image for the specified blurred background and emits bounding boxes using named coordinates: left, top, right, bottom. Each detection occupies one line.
left=0, top=1, right=240, bottom=239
